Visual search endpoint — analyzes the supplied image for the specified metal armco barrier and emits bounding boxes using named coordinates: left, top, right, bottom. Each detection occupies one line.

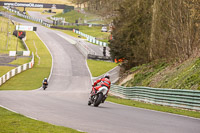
left=51, top=26, right=77, bottom=31
left=88, top=54, right=111, bottom=60
left=110, top=85, right=200, bottom=111
left=74, top=42, right=96, bottom=58
left=73, top=29, right=108, bottom=47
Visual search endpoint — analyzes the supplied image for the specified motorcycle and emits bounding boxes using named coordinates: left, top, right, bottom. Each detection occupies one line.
left=88, top=85, right=108, bottom=107
left=43, top=82, right=48, bottom=90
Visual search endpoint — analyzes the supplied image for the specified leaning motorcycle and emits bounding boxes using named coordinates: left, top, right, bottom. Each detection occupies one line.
left=43, top=82, right=48, bottom=90
left=88, top=86, right=108, bottom=107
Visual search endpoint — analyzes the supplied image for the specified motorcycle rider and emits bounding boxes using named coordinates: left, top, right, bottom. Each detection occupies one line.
left=91, top=73, right=111, bottom=103
left=42, top=78, right=48, bottom=90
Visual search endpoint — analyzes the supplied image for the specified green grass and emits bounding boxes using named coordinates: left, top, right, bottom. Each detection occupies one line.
left=54, top=28, right=81, bottom=38
left=0, top=16, right=25, bottom=54
left=0, top=66, right=15, bottom=77
left=0, top=31, right=52, bottom=90
left=9, top=57, right=31, bottom=65
left=0, top=58, right=31, bottom=77
left=157, top=58, right=200, bottom=90
left=54, top=10, right=110, bottom=42
left=107, top=95, right=200, bottom=118
left=0, top=16, right=30, bottom=78
left=121, top=57, right=200, bottom=90
left=87, top=59, right=118, bottom=77
left=55, top=10, right=101, bottom=24
left=58, top=25, right=110, bottom=42
left=0, top=107, right=82, bottom=133
left=0, top=6, right=7, bottom=12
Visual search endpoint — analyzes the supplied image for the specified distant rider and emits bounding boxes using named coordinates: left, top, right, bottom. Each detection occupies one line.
left=42, top=78, right=48, bottom=90
left=91, top=74, right=111, bottom=103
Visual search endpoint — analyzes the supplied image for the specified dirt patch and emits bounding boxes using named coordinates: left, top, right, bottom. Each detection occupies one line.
left=119, top=73, right=134, bottom=86
left=0, top=54, right=23, bottom=67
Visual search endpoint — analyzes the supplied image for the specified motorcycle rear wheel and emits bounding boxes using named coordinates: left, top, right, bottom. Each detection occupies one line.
left=94, top=93, right=103, bottom=107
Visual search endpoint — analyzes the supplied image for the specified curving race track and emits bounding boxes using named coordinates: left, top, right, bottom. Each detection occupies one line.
left=0, top=13, right=200, bottom=133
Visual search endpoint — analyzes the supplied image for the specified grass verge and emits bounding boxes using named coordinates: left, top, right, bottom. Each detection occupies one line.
left=57, top=25, right=110, bottom=42
left=87, top=59, right=118, bottom=77
left=124, top=62, right=168, bottom=87
left=54, top=10, right=101, bottom=24
left=0, top=66, right=15, bottom=77
left=0, top=31, right=52, bottom=90
left=53, top=10, right=109, bottom=42
left=53, top=28, right=80, bottom=38
left=0, top=16, right=25, bottom=54
left=0, top=107, right=82, bottom=133
left=157, top=58, right=200, bottom=90
left=0, top=6, right=7, bottom=12
left=9, top=57, right=31, bottom=65
left=0, top=58, right=31, bottom=77
left=107, top=95, right=200, bottom=118
left=0, top=16, right=30, bottom=77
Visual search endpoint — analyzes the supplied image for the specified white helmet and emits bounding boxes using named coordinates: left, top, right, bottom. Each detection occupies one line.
left=104, top=74, right=110, bottom=79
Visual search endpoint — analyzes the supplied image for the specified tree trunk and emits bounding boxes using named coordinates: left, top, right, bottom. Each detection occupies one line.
left=149, top=0, right=159, bottom=61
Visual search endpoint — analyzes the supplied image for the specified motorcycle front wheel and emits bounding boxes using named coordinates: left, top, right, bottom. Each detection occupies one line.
left=88, top=100, right=92, bottom=106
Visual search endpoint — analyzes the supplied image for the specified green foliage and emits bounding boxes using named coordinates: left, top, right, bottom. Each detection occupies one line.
left=109, top=0, right=200, bottom=69
left=87, top=59, right=118, bottom=77
left=0, top=107, right=82, bottom=133
left=107, top=95, right=200, bottom=118
left=110, top=0, right=153, bottom=69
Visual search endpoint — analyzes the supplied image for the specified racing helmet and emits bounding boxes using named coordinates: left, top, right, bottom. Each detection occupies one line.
left=104, top=73, right=110, bottom=79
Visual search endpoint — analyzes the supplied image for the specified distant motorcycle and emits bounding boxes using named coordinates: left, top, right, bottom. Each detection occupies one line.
left=43, top=82, right=48, bottom=90
left=88, top=85, right=108, bottom=107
